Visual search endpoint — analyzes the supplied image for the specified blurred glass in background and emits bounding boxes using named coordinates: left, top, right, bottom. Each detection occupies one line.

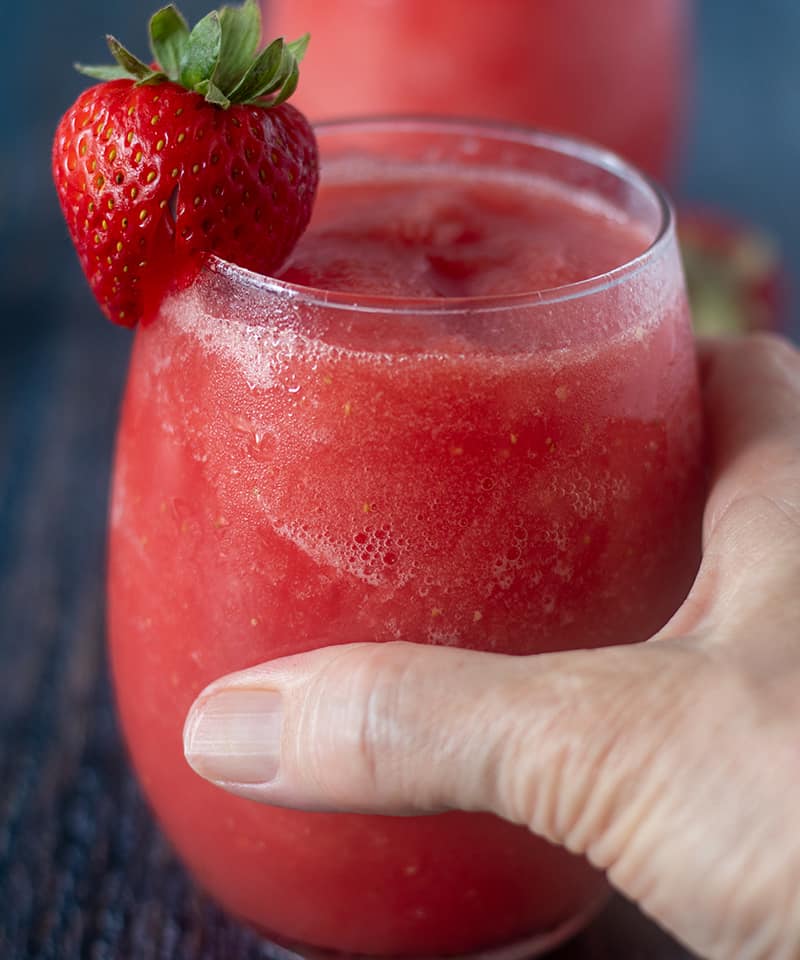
left=267, top=0, right=689, bottom=183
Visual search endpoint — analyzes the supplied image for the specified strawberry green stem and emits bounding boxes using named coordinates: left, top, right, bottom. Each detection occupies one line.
left=75, top=0, right=308, bottom=109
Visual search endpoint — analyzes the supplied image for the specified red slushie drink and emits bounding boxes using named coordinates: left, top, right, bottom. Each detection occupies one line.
left=108, top=120, right=704, bottom=956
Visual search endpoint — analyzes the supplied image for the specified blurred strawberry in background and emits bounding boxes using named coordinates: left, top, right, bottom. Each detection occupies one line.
left=679, top=209, right=789, bottom=334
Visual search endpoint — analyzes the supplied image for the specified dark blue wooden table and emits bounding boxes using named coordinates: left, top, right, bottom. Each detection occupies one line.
left=2, top=3, right=798, bottom=958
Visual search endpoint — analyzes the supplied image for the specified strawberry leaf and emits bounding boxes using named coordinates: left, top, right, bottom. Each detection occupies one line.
left=286, top=33, right=309, bottom=63
left=229, top=36, right=284, bottom=102
left=76, top=35, right=166, bottom=83
left=135, top=71, right=171, bottom=86
left=195, top=77, right=231, bottom=107
left=259, top=44, right=298, bottom=96
left=179, top=11, right=222, bottom=90
left=267, top=57, right=299, bottom=106
left=108, top=35, right=158, bottom=80
left=214, top=0, right=261, bottom=93
left=149, top=5, right=190, bottom=80
left=75, top=62, right=133, bottom=81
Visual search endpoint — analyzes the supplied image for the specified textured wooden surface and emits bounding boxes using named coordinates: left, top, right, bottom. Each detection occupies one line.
left=0, top=311, right=699, bottom=960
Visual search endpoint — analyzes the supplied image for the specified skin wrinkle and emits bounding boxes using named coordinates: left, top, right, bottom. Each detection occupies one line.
left=737, top=834, right=800, bottom=959
left=423, top=653, right=549, bottom=817
left=563, top=647, right=700, bottom=864
left=552, top=724, right=623, bottom=854
left=329, top=644, right=415, bottom=805
left=349, top=647, right=403, bottom=800
left=317, top=682, right=362, bottom=802
left=620, top=728, right=745, bottom=900
left=763, top=488, right=800, bottom=528
left=607, top=667, right=800, bottom=959
left=497, top=644, right=698, bottom=857
left=695, top=496, right=800, bottom=652
left=575, top=695, right=683, bottom=868
left=406, top=651, right=490, bottom=811
left=316, top=643, right=485, bottom=813
left=280, top=642, right=386, bottom=808
left=377, top=648, right=454, bottom=810
left=532, top=669, right=632, bottom=848
left=444, top=676, right=516, bottom=816
left=499, top=658, right=594, bottom=834
left=288, top=656, right=325, bottom=794
left=488, top=670, right=573, bottom=832
left=693, top=811, right=800, bottom=960
left=501, top=621, right=800, bottom=958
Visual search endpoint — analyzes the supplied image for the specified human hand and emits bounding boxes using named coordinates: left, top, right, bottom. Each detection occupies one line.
left=183, top=334, right=800, bottom=960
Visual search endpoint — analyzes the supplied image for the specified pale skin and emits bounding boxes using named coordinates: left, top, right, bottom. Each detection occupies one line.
left=183, top=334, right=800, bottom=960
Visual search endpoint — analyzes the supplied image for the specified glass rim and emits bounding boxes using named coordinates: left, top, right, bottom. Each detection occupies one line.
left=205, top=115, right=675, bottom=316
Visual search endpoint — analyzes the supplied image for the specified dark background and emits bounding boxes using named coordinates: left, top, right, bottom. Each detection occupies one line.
left=1, top=3, right=798, bottom=959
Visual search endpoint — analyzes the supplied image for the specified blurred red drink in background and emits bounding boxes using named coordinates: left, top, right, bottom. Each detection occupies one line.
left=265, top=0, right=691, bottom=181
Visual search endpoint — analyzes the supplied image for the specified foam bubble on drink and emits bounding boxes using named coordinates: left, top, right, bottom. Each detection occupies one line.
left=260, top=515, right=413, bottom=587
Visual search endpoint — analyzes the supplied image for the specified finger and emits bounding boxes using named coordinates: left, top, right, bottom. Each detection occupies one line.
left=699, top=333, right=800, bottom=540
left=671, top=334, right=800, bottom=642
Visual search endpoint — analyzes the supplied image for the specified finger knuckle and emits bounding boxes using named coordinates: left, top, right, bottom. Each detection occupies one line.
left=745, top=331, right=800, bottom=378
left=353, top=645, right=415, bottom=790
left=319, top=643, right=421, bottom=799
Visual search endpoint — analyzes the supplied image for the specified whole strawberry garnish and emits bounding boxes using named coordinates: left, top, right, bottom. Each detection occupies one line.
left=53, top=1, right=318, bottom=326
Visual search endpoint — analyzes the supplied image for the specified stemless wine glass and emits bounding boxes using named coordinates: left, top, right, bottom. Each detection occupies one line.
left=265, top=0, right=691, bottom=181
left=108, top=118, right=705, bottom=958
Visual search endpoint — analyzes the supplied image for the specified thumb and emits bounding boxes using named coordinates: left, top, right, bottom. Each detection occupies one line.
left=182, top=637, right=695, bottom=846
